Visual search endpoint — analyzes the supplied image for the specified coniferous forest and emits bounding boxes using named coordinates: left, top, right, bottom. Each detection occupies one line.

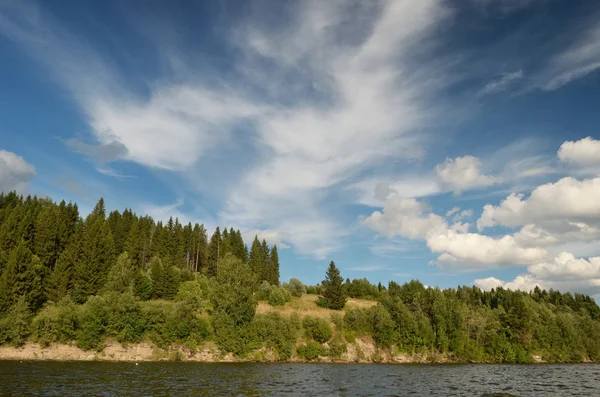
left=1, top=191, right=600, bottom=363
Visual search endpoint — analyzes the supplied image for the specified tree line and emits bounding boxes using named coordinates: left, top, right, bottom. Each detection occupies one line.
left=1, top=191, right=600, bottom=363
left=0, top=192, right=279, bottom=310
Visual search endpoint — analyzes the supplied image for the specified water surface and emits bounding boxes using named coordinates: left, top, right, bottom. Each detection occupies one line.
left=1, top=361, right=599, bottom=396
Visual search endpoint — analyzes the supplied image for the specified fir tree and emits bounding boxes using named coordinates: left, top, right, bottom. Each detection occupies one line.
left=0, top=241, right=46, bottom=312
left=45, top=221, right=83, bottom=302
left=248, top=235, right=263, bottom=278
left=319, top=261, right=347, bottom=310
left=269, top=245, right=280, bottom=286
left=207, top=227, right=221, bottom=277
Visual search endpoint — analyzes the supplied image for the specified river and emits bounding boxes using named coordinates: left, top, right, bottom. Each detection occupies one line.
left=1, top=361, right=599, bottom=396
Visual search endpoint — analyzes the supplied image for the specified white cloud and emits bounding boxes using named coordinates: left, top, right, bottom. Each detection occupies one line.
left=427, top=229, right=548, bottom=269
left=362, top=197, right=447, bottom=240
left=363, top=196, right=548, bottom=270
left=348, top=177, right=441, bottom=207
left=0, top=150, right=36, bottom=194
left=446, top=207, right=460, bottom=217
left=558, top=137, right=600, bottom=168
left=482, top=70, right=523, bottom=94
left=0, top=0, right=454, bottom=259
left=475, top=252, right=600, bottom=295
left=435, top=156, right=497, bottom=195
left=242, top=229, right=290, bottom=250
left=542, top=20, right=600, bottom=90
left=474, top=275, right=544, bottom=292
left=477, top=177, right=600, bottom=230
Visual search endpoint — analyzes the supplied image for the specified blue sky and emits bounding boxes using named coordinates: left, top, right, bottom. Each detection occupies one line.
left=1, top=0, right=600, bottom=293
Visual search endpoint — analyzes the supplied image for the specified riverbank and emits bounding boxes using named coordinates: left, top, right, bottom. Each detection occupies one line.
left=0, top=340, right=460, bottom=363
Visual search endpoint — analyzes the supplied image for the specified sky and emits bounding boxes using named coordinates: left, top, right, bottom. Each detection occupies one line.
left=1, top=0, right=600, bottom=294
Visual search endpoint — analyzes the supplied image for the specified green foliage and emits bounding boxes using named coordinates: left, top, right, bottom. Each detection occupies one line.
left=256, top=281, right=272, bottom=301
left=296, top=341, right=327, bottom=361
left=0, top=297, right=32, bottom=346
left=210, top=254, right=257, bottom=326
left=284, top=278, right=306, bottom=297
left=0, top=242, right=46, bottom=312
left=31, top=296, right=79, bottom=346
left=268, top=287, right=291, bottom=306
left=302, top=316, right=332, bottom=343
left=319, top=261, right=347, bottom=310
left=328, top=336, right=347, bottom=358
left=103, top=252, right=135, bottom=294
left=149, top=257, right=180, bottom=300
left=252, top=312, right=298, bottom=360
left=175, top=278, right=209, bottom=310
left=76, top=295, right=108, bottom=351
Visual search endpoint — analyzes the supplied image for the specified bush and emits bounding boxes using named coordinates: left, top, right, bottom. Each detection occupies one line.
left=143, top=300, right=210, bottom=349
left=31, top=296, right=79, bottom=345
left=284, top=278, right=306, bottom=297
left=344, top=308, right=371, bottom=334
left=211, top=312, right=256, bottom=357
left=268, top=287, right=291, bottom=306
left=328, top=336, right=347, bottom=358
left=306, top=285, right=322, bottom=295
left=0, top=298, right=32, bottom=346
left=76, top=295, right=108, bottom=351
left=302, top=316, right=332, bottom=343
left=297, top=341, right=327, bottom=360
left=252, top=312, right=298, bottom=360
left=175, top=278, right=209, bottom=310
left=104, top=292, right=146, bottom=345
left=370, top=305, right=395, bottom=348
left=256, top=281, right=272, bottom=301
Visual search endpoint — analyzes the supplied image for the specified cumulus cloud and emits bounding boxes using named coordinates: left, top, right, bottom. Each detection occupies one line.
left=435, top=156, right=497, bottom=195
left=475, top=252, right=600, bottom=295
left=558, top=137, right=600, bottom=168
left=0, top=150, right=36, bottom=193
left=242, top=229, right=290, bottom=250
left=477, top=177, right=600, bottom=230
left=362, top=196, right=549, bottom=270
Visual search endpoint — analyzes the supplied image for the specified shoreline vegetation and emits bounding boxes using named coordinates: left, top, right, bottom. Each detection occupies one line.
left=1, top=193, right=600, bottom=364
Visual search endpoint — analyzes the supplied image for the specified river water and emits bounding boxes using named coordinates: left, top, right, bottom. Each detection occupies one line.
left=1, top=361, right=599, bottom=396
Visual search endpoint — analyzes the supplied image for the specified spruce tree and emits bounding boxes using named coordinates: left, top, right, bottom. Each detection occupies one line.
left=269, top=245, right=280, bottom=286
left=45, top=221, right=83, bottom=302
left=248, top=236, right=263, bottom=278
left=260, top=239, right=270, bottom=283
left=0, top=241, right=46, bottom=312
left=319, top=261, right=347, bottom=310
left=207, top=227, right=221, bottom=277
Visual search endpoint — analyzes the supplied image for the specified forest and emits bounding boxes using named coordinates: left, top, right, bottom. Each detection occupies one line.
left=1, top=191, right=600, bottom=363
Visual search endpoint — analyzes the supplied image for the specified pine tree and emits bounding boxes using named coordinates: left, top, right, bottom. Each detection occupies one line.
left=0, top=241, right=46, bottom=312
left=248, top=236, right=263, bottom=278
left=45, top=221, right=83, bottom=302
left=319, top=261, right=347, bottom=310
left=73, top=210, right=115, bottom=302
left=207, top=227, right=221, bottom=277
left=34, top=203, right=60, bottom=270
left=269, top=245, right=280, bottom=286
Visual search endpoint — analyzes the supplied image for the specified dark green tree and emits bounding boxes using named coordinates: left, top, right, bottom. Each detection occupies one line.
left=319, top=261, right=347, bottom=310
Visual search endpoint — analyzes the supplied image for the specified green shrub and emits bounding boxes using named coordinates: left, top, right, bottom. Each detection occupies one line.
left=175, top=278, right=209, bottom=310
left=211, top=312, right=256, bottom=357
left=0, top=298, right=32, bottom=346
left=31, top=296, right=78, bottom=345
left=344, top=308, right=371, bottom=334
left=256, top=281, right=272, bottom=301
left=289, top=312, right=302, bottom=331
left=328, top=336, right=347, bottom=358
left=252, top=312, right=298, bottom=360
left=330, top=313, right=343, bottom=332
left=370, top=305, right=396, bottom=348
left=104, top=292, right=146, bottom=345
left=284, top=278, right=306, bottom=297
left=297, top=341, right=327, bottom=360
left=76, top=295, right=108, bottom=351
left=302, top=316, right=332, bottom=343
left=268, top=287, right=291, bottom=306
left=143, top=300, right=210, bottom=348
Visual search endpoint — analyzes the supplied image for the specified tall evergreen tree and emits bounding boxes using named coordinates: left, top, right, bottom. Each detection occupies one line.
left=0, top=241, right=46, bottom=312
left=248, top=236, right=263, bottom=278
left=45, top=220, right=83, bottom=302
left=73, top=210, right=115, bottom=302
left=319, top=261, right=347, bottom=310
left=207, top=227, right=221, bottom=277
left=269, top=245, right=280, bottom=286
